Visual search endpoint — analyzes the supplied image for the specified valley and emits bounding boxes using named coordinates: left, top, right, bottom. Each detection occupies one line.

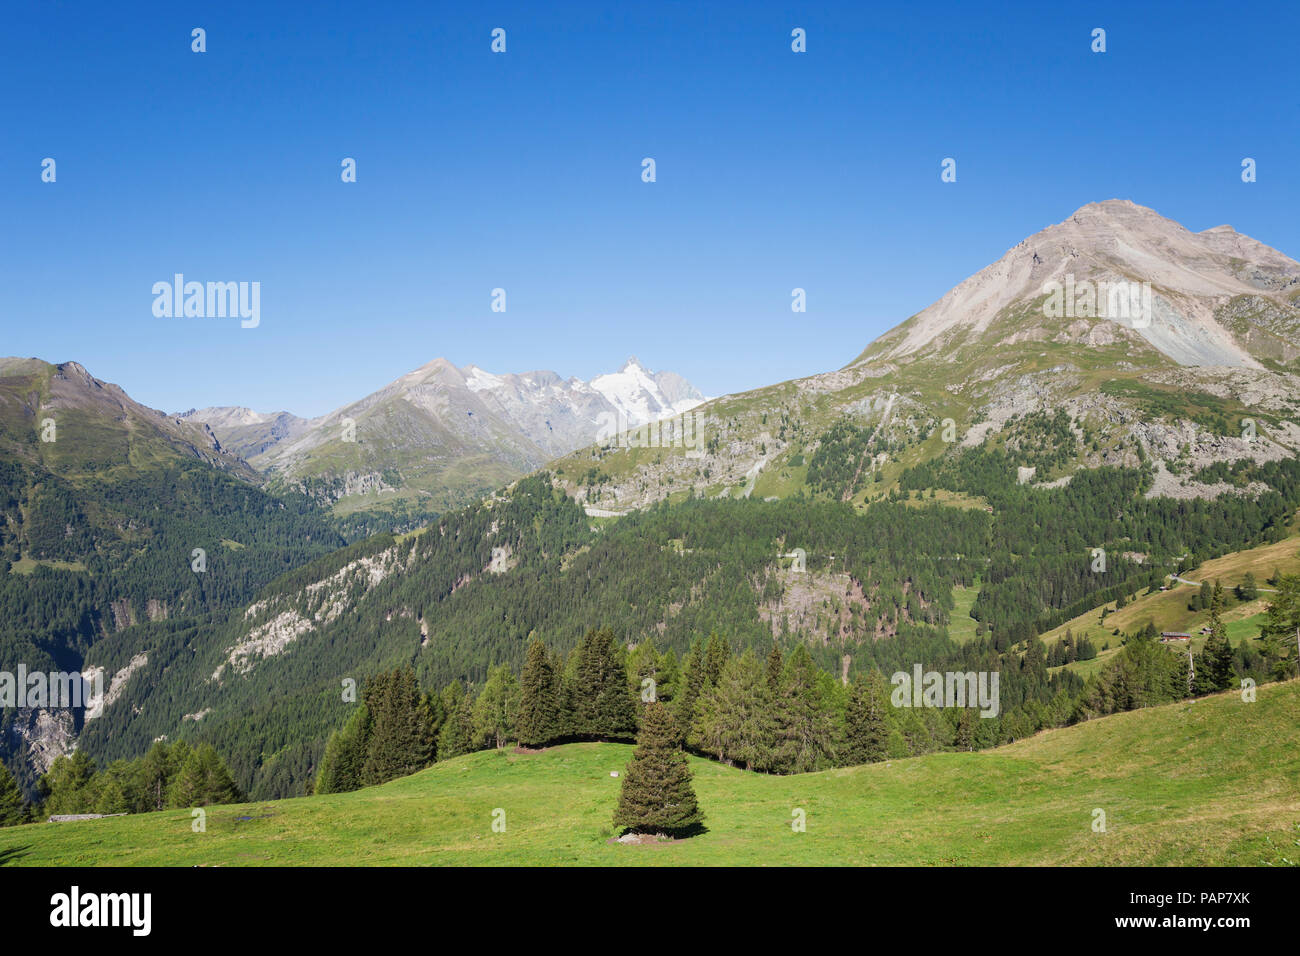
left=3, top=201, right=1300, bottom=869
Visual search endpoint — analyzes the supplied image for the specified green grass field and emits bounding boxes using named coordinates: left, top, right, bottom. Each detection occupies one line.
left=948, top=581, right=981, bottom=644
left=3, top=680, right=1297, bottom=867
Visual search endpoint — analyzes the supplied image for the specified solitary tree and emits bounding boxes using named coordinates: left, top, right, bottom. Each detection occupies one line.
left=612, top=703, right=703, bottom=836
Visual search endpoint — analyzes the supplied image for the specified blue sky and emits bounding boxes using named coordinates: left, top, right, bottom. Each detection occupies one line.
left=3, top=0, right=1297, bottom=416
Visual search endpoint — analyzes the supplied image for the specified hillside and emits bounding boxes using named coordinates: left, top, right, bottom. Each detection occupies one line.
left=1040, top=530, right=1300, bottom=678
left=3, top=679, right=1296, bottom=866
left=0, top=358, right=258, bottom=482
left=0, top=359, right=347, bottom=794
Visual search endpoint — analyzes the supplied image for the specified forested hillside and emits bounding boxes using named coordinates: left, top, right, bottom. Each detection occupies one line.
left=72, top=435, right=1300, bottom=800
left=0, top=458, right=344, bottom=793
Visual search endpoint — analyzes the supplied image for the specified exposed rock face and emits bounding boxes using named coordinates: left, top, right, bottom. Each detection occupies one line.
left=82, top=653, right=149, bottom=720
left=218, top=543, right=415, bottom=678
left=8, top=708, right=76, bottom=774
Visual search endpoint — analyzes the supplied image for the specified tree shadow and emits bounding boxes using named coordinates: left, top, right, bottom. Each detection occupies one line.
left=0, top=845, right=32, bottom=866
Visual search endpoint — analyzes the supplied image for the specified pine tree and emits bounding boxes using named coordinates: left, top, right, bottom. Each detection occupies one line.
left=841, top=671, right=890, bottom=765
left=0, top=762, right=25, bottom=827
left=517, top=638, right=560, bottom=747
left=315, top=704, right=370, bottom=794
left=573, top=628, right=637, bottom=739
left=612, top=702, right=703, bottom=835
left=361, top=668, right=435, bottom=785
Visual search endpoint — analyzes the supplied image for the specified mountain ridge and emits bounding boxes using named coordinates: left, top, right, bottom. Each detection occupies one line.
left=554, top=200, right=1300, bottom=514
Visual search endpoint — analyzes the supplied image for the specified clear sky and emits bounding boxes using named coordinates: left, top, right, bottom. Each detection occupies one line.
left=3, top=0, right=1296, bottom=416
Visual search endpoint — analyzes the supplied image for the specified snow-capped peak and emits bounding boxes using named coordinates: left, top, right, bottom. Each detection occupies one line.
left=589, top=359, right=701, bottom=426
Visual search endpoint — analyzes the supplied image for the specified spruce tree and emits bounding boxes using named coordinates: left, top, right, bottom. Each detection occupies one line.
left=1261, top=574, right=1300, bottom=679
left=703, top=631, right=730, bottom=688
left=361, top=668, right=434, bottom=785
left=315, top=704, right=370, bottom=794
left=612, top=703, right=703, bottom=835
left=691, top=651, right=779, bottom=771
left=573, top=628, right=637, bottom=739
left=93, top=775, right=129, bottom=815
left=1196, top=582, right=1234, bottom=693
left=766, top=643, right=784, bottom=691
left=656, top=649, right=680, bottom=704
left=0, top=762, right=25, bottom=827
left=674, top=638, right=706, bottom=730
left=774, top=644, right=836, bottom=772
left=38, top=750, right=97, bottom=815
left=841, top=671, right=890, bottom=765
left=517, top=638, right=560, bottom=747
left=437, top=689, right=477, bottom=759
left=165, top=745, right=242, bottom=808
left=550, top=647, right=575, bottom=738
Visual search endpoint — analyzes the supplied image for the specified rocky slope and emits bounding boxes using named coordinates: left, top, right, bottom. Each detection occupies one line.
left=553, top=201, right=1300, bottom=512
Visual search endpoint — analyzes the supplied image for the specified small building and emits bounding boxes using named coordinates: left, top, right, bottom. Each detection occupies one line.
left=1160, top=632, right=1191, bottom=643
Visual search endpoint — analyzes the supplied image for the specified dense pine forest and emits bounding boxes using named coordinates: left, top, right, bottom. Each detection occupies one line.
left=0, top=457, right=345, bottom=793
left=4, top=407, right=1300, bottom=809
left=42, top=432, right=1300, bottom=803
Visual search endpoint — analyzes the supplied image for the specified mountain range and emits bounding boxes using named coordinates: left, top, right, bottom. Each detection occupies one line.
left=5, top=199, right=1300, bottom=797
left=177, top=357, right=705, bottom=513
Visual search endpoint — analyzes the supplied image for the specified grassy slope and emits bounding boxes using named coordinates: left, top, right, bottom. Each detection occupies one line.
left=3, top=680, right=1297, bottom=867
left=1041, top=534, right=1300, bottom=677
